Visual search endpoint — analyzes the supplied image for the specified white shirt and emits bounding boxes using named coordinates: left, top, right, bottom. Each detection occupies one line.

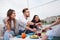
left=18, top=14, right=29, bottom=30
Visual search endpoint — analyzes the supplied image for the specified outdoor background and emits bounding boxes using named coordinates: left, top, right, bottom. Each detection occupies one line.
left=0, top=0, right=60, bottom=25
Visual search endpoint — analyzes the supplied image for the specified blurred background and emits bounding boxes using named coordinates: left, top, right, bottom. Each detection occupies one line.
left=0, top=0, right=60, bottom=25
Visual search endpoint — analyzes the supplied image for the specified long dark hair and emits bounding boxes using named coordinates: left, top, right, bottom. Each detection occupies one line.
left=31, top=15, right=41, bottom=23
left=7, top=9, right=16, bottom=29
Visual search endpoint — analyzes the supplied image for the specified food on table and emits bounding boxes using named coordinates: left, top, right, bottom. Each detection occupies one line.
left=21, top=33, right=26, bottom=39
left=30, top=35, right=39, bottom=39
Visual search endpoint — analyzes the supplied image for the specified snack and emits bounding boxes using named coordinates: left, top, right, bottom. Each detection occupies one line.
left=30, top=35, right=39, bottom=39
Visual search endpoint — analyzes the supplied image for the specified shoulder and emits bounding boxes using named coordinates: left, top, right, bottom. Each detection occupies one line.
left=3, top=17, right=9, bottom=24
left=3, top=17, right=9, bottom=21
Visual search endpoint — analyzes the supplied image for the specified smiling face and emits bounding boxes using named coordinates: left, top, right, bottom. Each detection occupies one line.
left=35, top=16, right=39, bottom=22
left=25, top=10, right=30, bottom=17
left=7, top=9, right=16, bottom=19
left=10, top=11, right=16, bottom=19
left=22, top=8, right=30, bottom=18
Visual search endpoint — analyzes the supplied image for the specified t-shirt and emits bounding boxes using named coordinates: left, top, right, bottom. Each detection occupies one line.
left=30, top=20, right=41, bottom=29
left=18, top=15, right=29, bottom=31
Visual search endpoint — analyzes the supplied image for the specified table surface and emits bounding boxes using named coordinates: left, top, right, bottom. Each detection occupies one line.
left=10, top=36, right=41, bottom=40
left=9, top=25, right=48, bottom=40
left=9, top=30, right=46, bottom=40
left=9, top=33, right=42, bottom=40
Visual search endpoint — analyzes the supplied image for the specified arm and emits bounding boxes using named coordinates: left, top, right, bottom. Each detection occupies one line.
left=26, top=25, right=36, bottom=32
left=19, top=18, right=35, bottom=31
left=4, top=20, right=11, bottom=32
left=49, top=20, right=60, bottom=27
left=27, top=21, right=34, bottom=25
left=45, top=19, right=60, bottom=30
left=3, top=17, right=11, bottom=31
left=35, top=22, right=42, bottom=27
left=3, top=17, right=9, bottom=27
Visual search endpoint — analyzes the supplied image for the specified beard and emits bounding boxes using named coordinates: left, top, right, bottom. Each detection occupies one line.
left=26, top=15, right=30, bottom=17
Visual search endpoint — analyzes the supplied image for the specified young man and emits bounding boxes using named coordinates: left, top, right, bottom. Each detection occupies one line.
left=42, top=17, right=60, bottom=40
left=18, top=8, right=36, bottom=35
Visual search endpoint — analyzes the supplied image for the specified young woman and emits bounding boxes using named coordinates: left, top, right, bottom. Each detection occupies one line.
left=4, top=9, right=19, bottom=40
left=26, top=15, right=42, bottom=33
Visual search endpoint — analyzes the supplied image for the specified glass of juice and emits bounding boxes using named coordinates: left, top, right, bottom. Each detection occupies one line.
left=21, top=33, right=26, bottom=39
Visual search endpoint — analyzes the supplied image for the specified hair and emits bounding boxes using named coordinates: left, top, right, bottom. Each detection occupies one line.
left=22, top=8, right=28, bottom=13
left=7, top=9, right=16, bottom=29
left=31, top=15, right=41, bottom=23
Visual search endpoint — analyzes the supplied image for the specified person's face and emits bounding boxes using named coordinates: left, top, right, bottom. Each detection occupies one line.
left=25, top=10, right=30, bottom=17
left=35, top=16, right=39, bottom=22
left=11, top=11, right=16, bottom=19
left=58, top=18, right=60, bottom=20
left=58, top=18, right=60, bottom=21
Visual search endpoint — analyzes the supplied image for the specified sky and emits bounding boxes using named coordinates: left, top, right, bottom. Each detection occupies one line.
left=0, top=0, right=60, bottom=24
left=29, top=0, right=60, bottom=19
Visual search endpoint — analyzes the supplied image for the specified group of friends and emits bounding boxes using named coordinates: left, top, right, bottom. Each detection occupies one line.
left=3, top=8, right=60, bottom=40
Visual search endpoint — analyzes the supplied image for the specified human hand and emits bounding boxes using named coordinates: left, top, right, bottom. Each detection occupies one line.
left=27, top=21, right=34, bottom=25
left=32, top=28, right=37, bottom=32
left=44, top=26, right=52, bottom=30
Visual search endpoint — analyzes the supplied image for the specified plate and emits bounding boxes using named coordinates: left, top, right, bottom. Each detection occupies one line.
left=30, top=35, right=39, bottom=39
